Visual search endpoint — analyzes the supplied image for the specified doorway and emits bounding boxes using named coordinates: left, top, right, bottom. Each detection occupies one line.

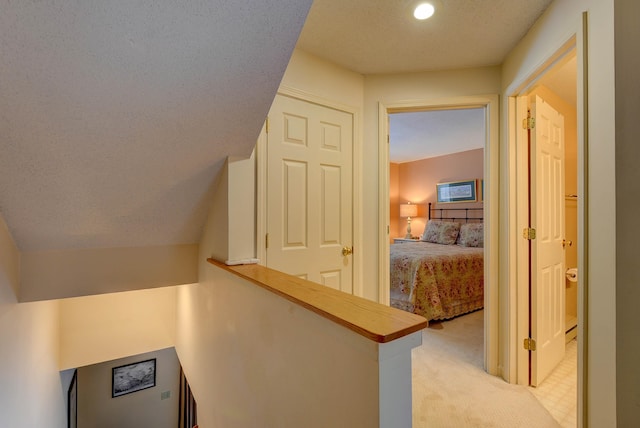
left=388, top=108, right=485, bottom=242
left=378, top=95, right=500, bottom=375
left=527, top=92, right=570, bottom=387
left=510, top=42, right=582, bottom=427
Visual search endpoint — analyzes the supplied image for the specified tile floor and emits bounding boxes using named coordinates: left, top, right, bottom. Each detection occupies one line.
left=529, top=339, right=578, bottom=428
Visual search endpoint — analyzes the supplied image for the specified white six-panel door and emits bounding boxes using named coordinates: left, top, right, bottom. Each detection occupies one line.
left=266, top=94, right=354, bottom=293
left=531, top=94, right=566, bottom=386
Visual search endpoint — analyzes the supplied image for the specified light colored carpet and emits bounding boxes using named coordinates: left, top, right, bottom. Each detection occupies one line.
left=412, top=310, right=560, bottom=427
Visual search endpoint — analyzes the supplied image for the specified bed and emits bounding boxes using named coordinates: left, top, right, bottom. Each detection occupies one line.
left=390, top=204, right=484, bottom=321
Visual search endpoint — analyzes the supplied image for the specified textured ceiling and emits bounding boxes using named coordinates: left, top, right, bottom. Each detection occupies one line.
left=297, top=0, right=554, bottom=74
left=0, top=0, right=312, bottom=251
left=298, top=0, right=553, bottom=164
left=0, top=0, right=556, bottom=253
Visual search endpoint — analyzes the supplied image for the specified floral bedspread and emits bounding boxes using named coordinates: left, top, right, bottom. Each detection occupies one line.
left=390, top=242, right=484, bottom=321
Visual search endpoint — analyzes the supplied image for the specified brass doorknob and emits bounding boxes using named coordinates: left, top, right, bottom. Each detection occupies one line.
left=562, top=239, right=573, bottom=249
left=342, top=246, right=353, bottom=256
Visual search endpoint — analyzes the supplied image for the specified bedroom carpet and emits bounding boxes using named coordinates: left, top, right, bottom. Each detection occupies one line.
left=412, top=310, right=560, bottom=427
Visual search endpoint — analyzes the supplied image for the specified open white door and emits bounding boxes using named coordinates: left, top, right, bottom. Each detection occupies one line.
left=530, top=94, right=566, bottom=386
left=265, top=94, right=354, bottom=293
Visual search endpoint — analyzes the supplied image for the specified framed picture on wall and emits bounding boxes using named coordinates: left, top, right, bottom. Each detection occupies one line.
left=436, top=180, right=477, bottom=203
left=112, top=358, right=156, bottom=398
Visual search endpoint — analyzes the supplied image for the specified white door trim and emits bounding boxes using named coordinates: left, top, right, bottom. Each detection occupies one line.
left=506, top=35, right=579, bottom=385
left=378, top=95, right=500, bottom=376
left=256, top=85, right=363, bottom=296
left=505, top=22, right=587, bottom=426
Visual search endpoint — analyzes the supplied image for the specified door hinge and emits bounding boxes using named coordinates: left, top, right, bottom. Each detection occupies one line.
left=524, top=338, right=537, bottom=351
left=522, top=117, right=536, bottom=130
left=265, top=233, right=269, bottom=249
left=523, top=227, right=536, bottom=240
left=387, top=134, right=390, bottom=144
left=265, top=117, right=269, bottom=134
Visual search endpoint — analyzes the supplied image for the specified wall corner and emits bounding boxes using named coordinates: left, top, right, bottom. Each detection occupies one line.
left=198, top=153, right=257, bottom=270
left=0, top=213, right=20, bottom=300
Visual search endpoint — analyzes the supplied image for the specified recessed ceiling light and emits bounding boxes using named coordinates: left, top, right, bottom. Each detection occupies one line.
left=414, top=3, right=435, bottom=20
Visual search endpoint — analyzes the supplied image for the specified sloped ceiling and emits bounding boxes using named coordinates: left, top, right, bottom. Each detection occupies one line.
left=0, top=0, right=312, bottom=251
left=389, top=108, right=486, bottom=163
left=0, top=0, right=559, bottom=301
left=0, top=0, right=556, bottom=256
left=539, top=54, right=578, bottom=107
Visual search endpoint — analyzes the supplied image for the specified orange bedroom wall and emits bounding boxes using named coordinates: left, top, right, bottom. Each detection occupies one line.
left=393, top=148, right=484, bottom=239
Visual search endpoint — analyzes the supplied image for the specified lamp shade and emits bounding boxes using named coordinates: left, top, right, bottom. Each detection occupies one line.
left=400, top=203, right=418, bottom=218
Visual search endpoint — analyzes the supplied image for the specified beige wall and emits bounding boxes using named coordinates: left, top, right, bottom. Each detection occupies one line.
left=615, top=0, right=640, bottom=423
left=282, top=49, right=364, bottom=107
left=0, top=215, right=68, bottom=427
left=227, top=155, right=256, bottom=262
left=207, top=164, right=230, bottom=263
left=0, top=219, right=68, bottom=427
left=175, top=267, right=381, bottom=428
left=0, top=215, right=19, bottom=298
left=206, top=154, right=257, bottom=264
left=59, top=287, right=178, bottom=370
left=20, top=244, right=198, bottom=302
left=392, top=149, right=484, bottom=239
left=1, top=211, right=181, bottom=427
left=0, top=296, right=68, bottom=428
left=502, top=0, right=616, bottom=425
left=78, top=347, right=180, bottom=428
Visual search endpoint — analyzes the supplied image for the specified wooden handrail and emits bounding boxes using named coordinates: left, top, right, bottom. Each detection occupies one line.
left=207, top=259, right=427, bottom=343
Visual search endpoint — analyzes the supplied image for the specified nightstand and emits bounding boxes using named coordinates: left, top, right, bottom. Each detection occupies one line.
left=393, top=238, right=420, bottom=244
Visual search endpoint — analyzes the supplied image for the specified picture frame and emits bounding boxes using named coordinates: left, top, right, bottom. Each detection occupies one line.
left=436, top=179, right=477, bottom=203
left=68, top=369, right=77, bottom=428
left=112, top=358, right=156, bottom=398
